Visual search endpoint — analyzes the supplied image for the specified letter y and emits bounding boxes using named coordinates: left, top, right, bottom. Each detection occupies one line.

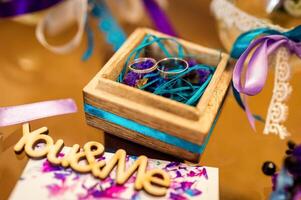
left=14, top=123, right=48, bottom=153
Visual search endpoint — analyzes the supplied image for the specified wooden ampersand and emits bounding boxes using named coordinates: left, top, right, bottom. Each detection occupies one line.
left=14, top=123, right=170, bottom=196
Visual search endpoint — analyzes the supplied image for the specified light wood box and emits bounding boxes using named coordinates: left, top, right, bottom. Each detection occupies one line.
left=83, top=28, right=233, bottom=162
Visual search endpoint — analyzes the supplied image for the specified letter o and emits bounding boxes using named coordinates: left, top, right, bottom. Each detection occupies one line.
left=25, top=134, right=54, bottom=158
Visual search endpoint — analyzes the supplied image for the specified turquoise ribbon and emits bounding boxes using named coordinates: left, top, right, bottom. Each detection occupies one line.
left=82, top=23, right=94, bottom=61
left=92, top=0, right=126, bottom=51
left=82, top=0, right=127, bottom=60
left=151, top=64, right=214, bottom=105
left=231, top=25, right=301, bottom=59
left=84, top=103, right=221, bottom=154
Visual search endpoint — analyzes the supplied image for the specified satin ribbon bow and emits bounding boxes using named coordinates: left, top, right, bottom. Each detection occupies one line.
left=231, top=25, right=301, bottom=130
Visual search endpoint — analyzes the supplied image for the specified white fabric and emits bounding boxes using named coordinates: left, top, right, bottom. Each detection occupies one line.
left=35, top=0, right=88, bottom=54
left=264, top=47, right=292, bottom=139
left=210, top=0, right=286, bottom=32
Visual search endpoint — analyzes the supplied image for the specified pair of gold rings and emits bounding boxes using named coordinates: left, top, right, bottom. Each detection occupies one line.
left=128, top=57, right=189, bottom=78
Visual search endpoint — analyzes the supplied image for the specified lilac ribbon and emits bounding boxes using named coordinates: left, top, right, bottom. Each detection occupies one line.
left=233, top=35, right=301, bottom=129
left=0, top=98, right=77, bottom=127
left=0, top=0, right=63, bottom=18
left=142, top=0, right=177, bottom=36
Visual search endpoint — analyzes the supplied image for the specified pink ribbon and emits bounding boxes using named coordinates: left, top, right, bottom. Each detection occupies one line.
left=233, top=35, right=301, bottom=129
left=0, top=98, right=77, bottom=127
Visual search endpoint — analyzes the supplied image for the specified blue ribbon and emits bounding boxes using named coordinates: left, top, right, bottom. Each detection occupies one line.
left=231, top=25, right=301, bottom=59
left=92, top=0, right=126, bottom=51
left=84, top=103, right=220, bottom=154
left=82, top=23, right=94, bottom=61
left=82, top=0, right=127, bottom=60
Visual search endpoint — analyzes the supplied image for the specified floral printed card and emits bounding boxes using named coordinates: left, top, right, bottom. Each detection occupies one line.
left=9, top=147, right=219, bottom=200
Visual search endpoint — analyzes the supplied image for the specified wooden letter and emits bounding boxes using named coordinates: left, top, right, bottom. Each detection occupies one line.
left=14, top=123, right=48, bottom=153
left=47, top=139, right=64, bottom=165
left=143, top=169, right=170, bottom=196
left=14, top=123, right=53, bottom=158
left=24, top=134, right=54, bottom=158
left=83, top=141, right=105, bottom=164
left=69, top=151, right=91, bottom=173
left=69, top=141, right=104, bottom=173
left=96, top=149, right=147, bottom=190
left=61, top=144, right=80, bottom=168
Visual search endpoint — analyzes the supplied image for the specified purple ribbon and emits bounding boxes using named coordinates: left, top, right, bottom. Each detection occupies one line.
left=0, top=98, right=77, bottom=127
left=0, top=0, right=63, bottom=18
left=233, top=35, right=301, bottom=129
left=142, top=0, right=177, bottom=36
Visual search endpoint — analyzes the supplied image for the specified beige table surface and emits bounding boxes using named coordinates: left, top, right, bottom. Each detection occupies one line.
left=1, top=1, right=301, bottom=199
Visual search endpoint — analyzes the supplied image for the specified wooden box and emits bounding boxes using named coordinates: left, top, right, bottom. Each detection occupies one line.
left=83, top=28, right=232, bottom=162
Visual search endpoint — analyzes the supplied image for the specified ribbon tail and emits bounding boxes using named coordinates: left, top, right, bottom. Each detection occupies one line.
left=242, top=95, right=256, bottom=131
left=232, top=81, right=245, bottom=110
left=92, top=0, right=126, bottom=51
left=232, top=82, right=258, bottom=130
left=82, top=22, right=94, bottom=61
left=232, top=82, right=265, bottom=123
left=233, top=38, right=272, bottom=129
left=142, top=0, right=177, bottom=36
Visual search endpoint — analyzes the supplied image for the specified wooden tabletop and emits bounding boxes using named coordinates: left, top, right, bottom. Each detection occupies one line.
left=0, top=1, right=301, bottom=199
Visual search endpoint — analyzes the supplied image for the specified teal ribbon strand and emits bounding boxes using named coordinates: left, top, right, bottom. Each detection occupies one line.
left=82, top=23, right=94, bottom=61
left=231, top=25, right=301, bottom=59
left=82, top=0, right=127, bottom=60
left=84, top=103, right=220, bottom=154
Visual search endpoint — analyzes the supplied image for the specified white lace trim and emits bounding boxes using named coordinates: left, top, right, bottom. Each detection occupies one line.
left=211, top=0, right=292, bottom=139
left=264, top=47, right=292, bottom=139
left=210, top=0, right=287, bottom=32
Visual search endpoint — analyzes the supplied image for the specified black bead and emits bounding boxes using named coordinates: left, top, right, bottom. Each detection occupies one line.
left=288, top=141, right=296, bottom=150
left=262, top=161, right=277, bottom=176
left=286, top=149, right=293, bottom=155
